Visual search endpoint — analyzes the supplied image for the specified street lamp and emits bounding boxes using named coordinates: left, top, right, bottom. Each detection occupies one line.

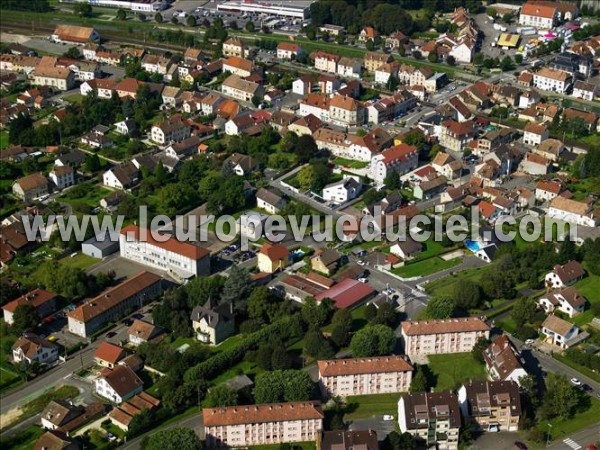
left=545, top=423, right=552, bottom=447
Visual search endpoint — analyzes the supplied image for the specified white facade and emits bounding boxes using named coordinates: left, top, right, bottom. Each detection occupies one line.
left=449, top=42, right=474, bottom=63
left=533, top=71, right=571, bottom=93
left=322, top=176, right=362, bottom=204
left=49, top=168, right=75, bottom=190
left=12, top=340, right=58, bottom=365
left=547, top=205, right=597, bottom=227
left=62, top=0, right=167, bottom=12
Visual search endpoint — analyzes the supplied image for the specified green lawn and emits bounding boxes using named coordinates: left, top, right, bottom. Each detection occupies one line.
left=427, top=353, right=487, bottom=391
left=392, top=256, right=461, bottom=278
left=0, top=131, right=9, bottom=149
left=63, top=93, right=85, bottom=104
left=425, top=264, right=496, bottom=299
left=59, top=253, right=99, bottom=271
left=0, top=334, right=22, bottom=394
left=334, top=157, right=369, bottom=169
left=344, top=393, right=399, bottom=419
left=541, top=397, right=600, bottom=443
left=572, top=269, right=600, bottom=326
left=59, top=182, right=111, bottom=209
left=579, top=134, right=600, bottom=146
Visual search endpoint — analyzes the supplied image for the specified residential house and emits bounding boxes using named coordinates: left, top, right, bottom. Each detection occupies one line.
left=114, top=118, right=137, bottom=136
left=310, top=249, right=342, bottom=276
left=386, top=32, right=408, bottom=51
left=3, top=288, right=57, bottom=325
left=102, top=162, right=139, bottom=190
left=128, top=320, right=163, bottom=346
left=277, top=42, right=303, bottom=60
left=563, top=107, right=598, bottom=133
left=12, top=333, right=59, bottom=365
left=48, top=165, right=75, bottom=191
left=370, top=143, right=418, bottom=185
left=223, top=37, right=246, bottom=58
left=547, top=196, right=598, bottom=227
left=299, top=93, right=330, bottom=122
left=550, top=52, right=592, bottom=79
left=318, top=356, right=413, bottom=397
left=523, top=122, right=549, bottom=146
left=94, top=365, right=143, bottom=404
left=572, top=80, right=597, bottom=101
left=540, top=314, right=581, bottom=348
left=292, top=74, right=314, bottom=96
left=34, top=430, right=79, bottom=450
left=223, top=56, right=253, bottom=78
left=12, top=172, right=49, bottom=202
left=312, top=51, right=340, bottom=73
left=538, top=287, right=586, bottom=318
left=109, top=392, right=160, bottom=432
left=165, top=135, right=202, bottom=160
left=329, top=95, right=363, bottom=127
left=390, top=239, right=423, bottom=260
left=141, top=54, right=172, bottom=75
left=520, top=152, right=551, bottom=175
left=31, top=61, right=75, bottom=90
left=545, top=260, right=585, bottom=289
left=431, top=152, right=463, bottom=180
left=150, top=115, right=191, bottom=145
left=200, top=92, right=225, bottom=115
left=364, top=52, right=393, bottom=73
left=119, top=224, right=210, bottom=278
left=289, top=114, right=323, bottom=136
left=400, top=317, right=490, bottom=360
left=221, top=74, right=264, bottom=102
left=67, top=271, right=162, bottom=338
left=322, top=175, right=362, bottom=204
left=256, top=188, right=287, bottom=214
left=191, top=298, right=235, bottom=345
left=203, top=402, right=324, bottom=447
left=225, top=153, right=258, bottom=176
left=534, top=138, right=564, bottom=162
left=257, top=242, right=289, bottom=273
left=483, top=335, right=528, bottom=385
left=359, top=27, right=379, bottom=43
left=41, top=400, right=87, bottom=431
left=337, top=57, right=362, bottom=79
left=398, top=391, right=461, bottom=450
left=535, top=180, right=562, bottom=202
left=458, top=380, right=521, bottom=432
left=94, top=342, right=127, bottom=369
left=533, top=67, right=572, bottom=94
left=413, top=176, right=448, bottom=200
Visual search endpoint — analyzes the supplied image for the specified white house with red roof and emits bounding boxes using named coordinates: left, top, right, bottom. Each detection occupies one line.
left=370, top=143, right=418, bottom=184
left=519, top=2, right=558, bottom=29
left=277, top=42, right=303, bottom=60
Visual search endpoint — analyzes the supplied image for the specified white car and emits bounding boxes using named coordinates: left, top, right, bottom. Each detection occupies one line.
left=357, top=260, right=366, bottom=266
left=383, top=415, right=394, bottom=421
left=358, top=277, right=368, bottom=283
left=570, top=378, right=581, bottom=386
left=524, top=339, right=535, bottom=346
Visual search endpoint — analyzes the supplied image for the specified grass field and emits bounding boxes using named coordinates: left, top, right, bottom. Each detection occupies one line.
left=344, top=393, right=399, bottom=419
left=427, top=353, right=487, bottom=391
left=0, top=131, right=9, bottom=150
left=59, top=253, right=99, bottom=271
left=0, top=425, right=43, bottom=450
left=58, top=182, right=111, bottom=209
left=572, top=268, right=600, bottom=326
left=0, top=334, right=22, bottom=394
left=392, top=256, right=461, bottom=278
left=334, top=157, right=369, bottom=169
left=63, top=93, right=84, bottom=104
left=425, top=263, right=495, bottom=298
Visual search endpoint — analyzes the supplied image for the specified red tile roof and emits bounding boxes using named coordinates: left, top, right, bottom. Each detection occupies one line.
left=94, top=342, right=126, bottom=364
left=259, top=242, right=289, bottom=261
left=315, top=279, right=375, bottom=309
left=120, top=224, right=210, bottom=260
left=401, top=317, right=490, bottom=336
left=3, top=289, right=56, bottom=313
left=204, top=402, right=324, bottom=427
left=318, top=355, right=413, bottom=376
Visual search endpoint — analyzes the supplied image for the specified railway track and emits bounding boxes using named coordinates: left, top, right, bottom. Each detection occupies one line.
left=0, top=18, right=190, bottom=53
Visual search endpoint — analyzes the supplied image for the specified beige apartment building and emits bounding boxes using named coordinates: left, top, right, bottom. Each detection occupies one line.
left=318, top=356, right=413, bottom=397
left=398, top=391, right=461, bottom=450
left=223, top=37, right=246, bottom=58
left=203, top=402, right=324, bottom=447
left=458, top=380, right=522, bottom=432
left=401, top=317, right=490, bottom=360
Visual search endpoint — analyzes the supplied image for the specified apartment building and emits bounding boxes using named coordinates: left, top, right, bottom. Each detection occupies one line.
left=3, top=289, right=57, bottom=325
left=440, top=120, right=475, bottom=152
left=400, top=317, right=490, bottom=360
left=119, top=224, right=211, bottom=278
left=329, top=95, right=362, bottom=127
left=67, top=271, right=163, bottom=338
left=221, top=74, right=264, bottom=102
left=363, top=52, right=393, bottom=72
left=518, top=2, right=557, bottom=29
left=458, top=380, right=522, bottom=432
left=370, top=143, right=418, bottom=184
left=203, top=402, right=324, bottom=447
left=223, top=56, right=254, bottom=78
left=33, top=65, right=76, bottom=91
left=312, top=51, right=340, bottom=73
left=318, top=356, right=413, bottom=397
left=533, top=67, right=572, bottom=94
left=150, top=115, right=191, bottom=145
left=223, top=37, right=246, bottom=58
left=398, top=391, right=461, bottom=450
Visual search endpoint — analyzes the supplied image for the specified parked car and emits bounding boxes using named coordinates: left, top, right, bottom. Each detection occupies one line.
left=383, top=415, right=394, bottom=421
left=132, top=313, right=144, bottom=320
left=570, top=377, right=582, bottom=386
left=514, top=442, right=527, bottom=450
left=106, top=331, right=117, bottom=338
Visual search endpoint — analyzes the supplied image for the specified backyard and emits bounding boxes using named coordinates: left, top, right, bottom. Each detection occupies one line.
left=58, top=181, right=111, bottom=210
left=427, top=352, right=487, bottom=391
left=391, top=255, right=461, bottom=278
left=333, top=157, right=369, bottom=170
left=572, top=267, right=600, bottom=326
left=344, top=393, right=399, bottom=420
left=0, top=131, right=8, bottom=149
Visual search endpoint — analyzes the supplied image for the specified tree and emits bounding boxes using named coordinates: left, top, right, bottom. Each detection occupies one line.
left=155, top=12, right=163, bottom=23
left=446, top=55, right=456, bottom=66
left=296, top=135, right=318, bottom=164
left=83, top=154, right=101, bottom=173
left=64, top=46, right=82, bottom=59
left=382, top=431, right=416, bottom=450
left=384, top=171, right=402, bottom=190
left=297, top=166, right=316, bottom=191
left=251, top=95, right=261, bottom=108
left=397, top=45, right=406, bottom=57
left=350, top=325, right=395, bottom=357
left=425, top=296, right=455, bottom=319
left=514, top=54, right=523, bottom=64
left=330, top=309, right=353, bottom=348
left=301, top=297, right=331, bottom=328
left=511, top=297, right=537, bottom=329
left=409, top=365, right=429, bottom=392
left=539, top=374, right=580, bottom=420
left=428, top=51, right=438, bottom=63
left=143, top=428, right=202, bottom=450
left=221, top=265, right=251, bottom=312
left=171, top=16, right=179, bottom=25
left=372, top=302, right=396, bottom=326
left=502, top=12, right=513, bottom=23
left=74, top=2, right=92, bottom=17
left=138, top=12, right=146, bottom=22
left=582, top=238, right=600, bottom=275
left=187, top=15, right=197, bottom=27
left=306, top=28, right=317, bottom=40
left=471, top=336, right=490, bottom=363
left=486, top=7, right=497, bottom=18
left=558, top=238, right=577, bottom=264
left=245, top=21, right=255, bottom=32
left=304, top=328, right=334, bottom=359
left=271, top=344, right=292, bottom=370
left=116, top=8, right=127, bottom=20
left=366, top=39, right=375, bottom=51
left=205, top=385, right=237, bottom=407
left=248, top=287, right=282, bottom=324
left=500, top=55, right=515, bottom=72
left=412, top=50, right=422, bottom=60
left=453, top=280, right=482, bottom=310
left=11, top=304, right=39, bottom=336
left=254, top=370, right=314, bottom=403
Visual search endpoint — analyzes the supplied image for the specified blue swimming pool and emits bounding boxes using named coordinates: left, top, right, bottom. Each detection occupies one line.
left=465, top=239, right=483, bottom=252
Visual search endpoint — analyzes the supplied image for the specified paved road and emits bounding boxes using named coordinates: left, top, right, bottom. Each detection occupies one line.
left=547, top=424, right=600, bottom=450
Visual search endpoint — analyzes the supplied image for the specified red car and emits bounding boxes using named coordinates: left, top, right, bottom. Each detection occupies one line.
left=42, top=316, right=56, bottom=324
